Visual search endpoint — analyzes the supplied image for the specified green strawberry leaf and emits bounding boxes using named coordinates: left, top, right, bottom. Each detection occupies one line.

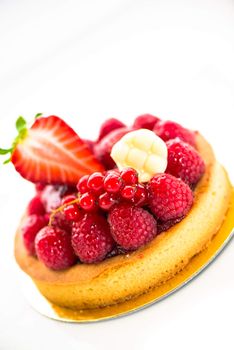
left=16, top=116, right=27, bottom=133
left=0, top=148, right=12, bottom=155
left=35, top=113, right=43, bottom=119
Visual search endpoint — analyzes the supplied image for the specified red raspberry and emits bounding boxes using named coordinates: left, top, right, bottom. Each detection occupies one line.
left=94, top=127, right=132, bottom=169
left=108, top=203, right=157, bottom=250
left=71, top=213, right=114, bottom=263
left=133, top=114, right=160, bottom=130
left=35, top=226, right=77, bottom=270
left=147, top=173, right=193, bottom=221
left=154, top=120, right=195, bottom=147
left=97, top=118, right=126, bottom=142
left=41, top=185, right=67, bottom=213
left=27, top=195, right=45, bottom=215
left=21, top=214, right=48, bottom=255
left=166, top=138, right=205, bottom=185
left=50, top=211, right=72, bottom=233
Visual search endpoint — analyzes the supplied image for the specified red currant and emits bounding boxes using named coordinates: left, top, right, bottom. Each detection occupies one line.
left=98, top=192, right=117, bottom=210
left=132, top=184, right=148, bottom=206
left=121, top=185, right=136, bottom=200
left=104, top=173, right=123, bottom=193
left=77, top=175, right=89, bottom=194
left=87, top=172, right=104, bottom=192
left=61, top=194, right=77, bottom=206
left=63, top=203, right=81, bottom=221
left=79, top=192, right=96, bottom=211
left=120, top=168, right=138, bottom=185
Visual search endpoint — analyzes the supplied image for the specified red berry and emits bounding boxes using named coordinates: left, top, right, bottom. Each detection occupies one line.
left=27, top=195, right=45, bottom=215
left=41, top=185, right=66, bottom=213
left=87, top=172, right=104, bottom=192
left=79, top=192, right=96, bottom=211
left=104, top=173, right=123, bottom=193
left=61, top=194, right=77, bottom=205
left=94, top=127, right=133, bottom=169
left=132, top=184, right=148, bottom=206
left=35, top=226, right=77, bottom=270
left=97, top=118, right=126, bottom=142
left=50, top=211, right=72, bottom=233
left=77, top=175, right=89, bottom=194
left=63, top=203, right=81, bottom=221
left=153, top=120, right=195, bottom=147
left=98, top=192, right=117, bottom=210
left=147, top=173, right=193, bottom=221
left=133, top=114, right=160, bottom=130
left=120, top=168, right=138, bottom=185
left=35, top=183, right=46, bottom=193
left=71, top=213, right=114, bottom=263
left=121, top=185, right=136, bottom=200
left=166, top=138, right=205, bottom=185
left=108, top=203, right=157, bottom=250
left=21, top=214, right=48, bottom=255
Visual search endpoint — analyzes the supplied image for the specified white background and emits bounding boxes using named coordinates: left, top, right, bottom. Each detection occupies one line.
left=0, top=0, right=234, bottom=349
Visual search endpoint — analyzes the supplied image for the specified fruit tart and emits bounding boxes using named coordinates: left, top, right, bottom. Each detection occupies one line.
left=1, top=113, right=232, bottom=310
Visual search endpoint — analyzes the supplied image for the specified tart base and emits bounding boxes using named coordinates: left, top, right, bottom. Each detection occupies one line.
left=17, top=188, right=234, bottom=322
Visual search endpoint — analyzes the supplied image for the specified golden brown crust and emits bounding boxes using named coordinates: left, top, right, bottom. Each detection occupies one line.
left=14, top=133, right=232, bottom=309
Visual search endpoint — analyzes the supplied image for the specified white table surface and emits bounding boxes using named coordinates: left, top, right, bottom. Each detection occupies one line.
left=0, top=1, right=234, bottom=349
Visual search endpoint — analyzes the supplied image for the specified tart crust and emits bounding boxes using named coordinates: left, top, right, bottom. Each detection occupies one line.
left=14, top=133, right=232, bottom=309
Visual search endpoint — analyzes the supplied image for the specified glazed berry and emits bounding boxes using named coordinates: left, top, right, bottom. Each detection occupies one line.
left=27, top=195, right=45, bottom=216
left=108, top=203, right=157, bottom=250
left=120, top=168, right=138, bottom=185
left=21, top=214, right=48, bottom=255
left=63, top=203, right=81, bottom=221
left=166, top=138, right=205, bottom=185
left=104, top=173, right=123, bottom=193
left=133, top=114, right=160, bottom=130
left=147, top=173, right=193, bottom=221
left=132, top=184, right=148, bottom=206
left=71, top=213, right=114, bottom=263
left=77, top=175, right=89, bottom=194
left=121, top=185, right=136, bottom=200
left=87, top=172, right=104, bottom=192
left=97, top=118, right=126, bottom=142
left=35, top=226, right=77, bottom=270
left=98, top=192, right=117, bottom=210
left=79, top=192, right=96, bottom=211
left=154, top=120, right=195, bottom=147
left=61, top=194, right=77, bottom=205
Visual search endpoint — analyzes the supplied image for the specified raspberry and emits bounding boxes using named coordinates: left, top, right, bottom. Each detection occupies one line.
left=71, top=213, right=114, bottom=263
left=154, top=120, right=195, bottom=147
left=27, top=195, right=45, bottom=215
left=94, top=127, right=132, bottom=169
left=35, top=226, right=77, bottom=270
left=133, top=114, right=160, bottom=130
left=97, top=118, right=126, bottom=142
left=108, top=203, right=157, bottom=250
left=50, top=211, right=72, bottom=233
left=147, top=173, right=193, bottom=221
left=166, top=138, right=205, bottom=185
left=21, top=214, right=48, bottom=255
left=41, top=185, right=68, bottom=213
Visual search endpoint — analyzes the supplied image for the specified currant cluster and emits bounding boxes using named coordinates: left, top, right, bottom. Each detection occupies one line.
left=61, top=168, right=148, bottom=221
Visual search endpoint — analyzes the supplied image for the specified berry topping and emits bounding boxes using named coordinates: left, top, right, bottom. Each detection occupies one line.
left=71, top=213, right=114, bottom=263
left=50, top=211, right=72, bottom=233
left=121, top=185, right=136, bottom=199
left=61, top=194, right=77, bottom=205
left=94, top=127, right=133, bottom=169
left=98, top=192, right=117, bottom=210
left=41, top=185, right=67, bottom=213
left=120, top=167, right=138, bottom=185
left=63, top=203, right=81, bottom=221
left=27, top=195, right=45, bottom=216
left=87, top=172, right=104, bottom=192
left=104, top=172, right=123, bottom=193
left=79, top=192, right=97, bottom=211
left=147, top=173, right=193, bottom=221
left=2, top=115, right=104, bottom=185
left=35, top=226, right=77, bottom=270
left=108, top=203, right=157, bottom=250
left=133, top=114, right=160, bottom=130
left=154, top=120, right=195, bottom=147
left=21, top=214, right=48, bottom=255
left=97, top=118, right=126, bottom=142
left=35, top=183, right=46, bottom=193
left=77, top=175, right=89, bottom=194
left=132, top=184, right=148, bottom=206
left=166, top=138, right=205, bottom=185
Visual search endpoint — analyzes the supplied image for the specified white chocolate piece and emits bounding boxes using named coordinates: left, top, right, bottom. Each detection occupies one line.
left=110, top=129, right=168, bottom=182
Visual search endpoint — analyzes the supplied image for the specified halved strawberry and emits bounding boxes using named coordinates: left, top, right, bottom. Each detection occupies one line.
left=0, top=115, right=104, bottom=185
